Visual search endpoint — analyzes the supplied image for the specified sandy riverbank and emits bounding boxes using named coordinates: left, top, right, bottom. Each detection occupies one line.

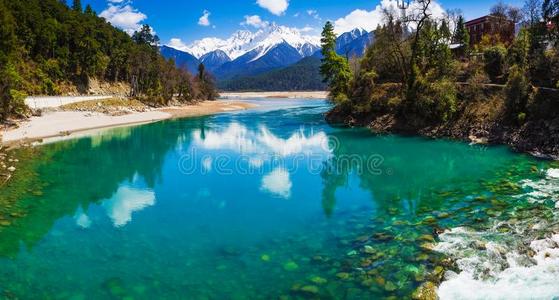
left=1, top=100, right=255, bottom=146
left=220, top=91, right=328, bottom=99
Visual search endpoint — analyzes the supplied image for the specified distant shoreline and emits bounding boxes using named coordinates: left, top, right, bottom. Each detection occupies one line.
left=2, top=100, right=256, bottom=147
left=220, top=91, right=328, bottom=99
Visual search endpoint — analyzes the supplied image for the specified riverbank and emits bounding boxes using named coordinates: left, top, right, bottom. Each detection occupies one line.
left=1, top=100, right=256, bottom=147
left=220, top=91, right=328, bottom=99
left=326, top=87, right=559, bottom=159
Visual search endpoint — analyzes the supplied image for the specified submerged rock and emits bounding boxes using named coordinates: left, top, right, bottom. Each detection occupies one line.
left=412, top=282, right=437, bottom=300
left=309, top=276, right=327, bottom=285
left=300, top=285, right=319, bottom=295
left=384, top=281, right=397, bottom=292
left=336, top=272, right=351, bottom=280
left=283, top=261, right=299, bottom=271
left=418, top=234, right=435, bottom=242
left=363, top=245, right=376, bottom=254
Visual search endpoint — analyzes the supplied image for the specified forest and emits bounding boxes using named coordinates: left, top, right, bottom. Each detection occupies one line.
left=322, top=0, right=559, bottom=128
left=0, top=0, right=218, bottom=122
left=219, top=57, right=327, bottom=91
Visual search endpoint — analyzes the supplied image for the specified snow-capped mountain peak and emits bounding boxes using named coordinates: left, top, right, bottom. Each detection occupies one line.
left=183, top=24, right=320, bottom=60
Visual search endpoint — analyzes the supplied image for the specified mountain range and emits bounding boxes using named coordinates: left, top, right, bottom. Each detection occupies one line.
left=160, top=25, right=375, bottom=90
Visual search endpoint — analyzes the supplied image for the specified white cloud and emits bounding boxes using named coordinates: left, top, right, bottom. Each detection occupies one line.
left=257, top=0, right=289, bottom=16
left=198, top=10, right=211, bottom=26
left=261, top=167, right=292, bottom=199
left=307, top=9, right=320, bottom=20
left=241, top=15, right=269, bottom=28
left=99, top=3, right=147, bottom=35
left=333, top=0, right=445, bottom=34
left=168, top=38, right=188, bottom=51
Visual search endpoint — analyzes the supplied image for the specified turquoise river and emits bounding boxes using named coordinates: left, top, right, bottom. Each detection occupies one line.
left=0, top=99, right=558, bottom=299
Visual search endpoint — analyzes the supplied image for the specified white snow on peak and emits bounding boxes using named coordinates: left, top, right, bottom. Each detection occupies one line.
left=184, top=23, right=320, bottom=60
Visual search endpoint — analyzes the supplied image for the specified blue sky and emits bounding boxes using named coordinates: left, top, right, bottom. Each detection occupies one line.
left=79, top=0, right=525, bottom=45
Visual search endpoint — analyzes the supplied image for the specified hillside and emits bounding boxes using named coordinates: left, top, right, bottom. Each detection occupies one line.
left=219, top=57, right=326, bottom=91
left=0, top=0, right=217, bottom=121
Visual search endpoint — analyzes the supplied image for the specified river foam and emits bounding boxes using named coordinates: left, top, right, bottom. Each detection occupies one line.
left=436, top=168, right=559, bottom=300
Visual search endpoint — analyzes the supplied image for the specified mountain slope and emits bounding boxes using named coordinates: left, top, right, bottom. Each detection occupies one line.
left=219, top=56, right=326, bottom=91
left=200, top=50, right=231, bottom=72
left=312, top=28, right=375, bottom=58
left=185, top=24, right=320, bottom=60
left=159, top=45, right=200, bottom=73
left=338, top=31, right=375, bottom=57
left=213, top=42, right=303, bottom=80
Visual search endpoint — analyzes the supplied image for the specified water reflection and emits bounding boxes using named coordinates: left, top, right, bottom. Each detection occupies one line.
left=191, top=122, right=331, bottom=157
left=101, top=183, right=156, bottom=227
left=261, top=167, right=292, bottom=199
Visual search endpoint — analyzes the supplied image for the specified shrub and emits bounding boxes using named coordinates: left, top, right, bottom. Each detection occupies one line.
left=413, top=76, right=457, bottom=123
left=464, top=68, right=490, bottom=101
left=9, top=89, right=28, bottom=116
left=505, top=65, right=531, bottom=118
left=483, top=45, right=507, bottom=83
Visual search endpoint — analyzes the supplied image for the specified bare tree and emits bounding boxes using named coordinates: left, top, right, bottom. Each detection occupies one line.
left=523, top=0, right=542, bottom=25
left=445, top=8, right=463, bottom=36
left=405, top=0, right=433, bottom=95
left=491, top=1, right=509, bottom=18
left=508, top=6, right=524, bottom=23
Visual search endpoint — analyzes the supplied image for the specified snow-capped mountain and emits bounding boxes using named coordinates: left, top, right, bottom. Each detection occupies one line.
left=215, top=41, right=304, bottom=79
left=200, top=50, right=231, bottom=72
left=337, top=28, right=375, bottom=57
left=185, top=24, right=320, bottom=61
left=161, top=26, right=372, bottom=81
left=336, top=28, right=368, bottom=49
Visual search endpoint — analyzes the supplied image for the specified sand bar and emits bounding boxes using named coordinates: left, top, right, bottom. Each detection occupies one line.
left=2, top=100, right=255, bottom=146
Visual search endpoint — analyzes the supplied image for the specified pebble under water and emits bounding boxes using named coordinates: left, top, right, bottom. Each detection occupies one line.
left=0, top=99, right=558, bottom=299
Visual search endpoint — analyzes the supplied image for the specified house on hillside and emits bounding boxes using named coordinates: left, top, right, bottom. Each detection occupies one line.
left=465, top=15, right=515, bottom=46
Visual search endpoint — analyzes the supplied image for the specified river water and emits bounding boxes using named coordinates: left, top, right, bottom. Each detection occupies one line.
left=0, top=99, right=557, bottom=299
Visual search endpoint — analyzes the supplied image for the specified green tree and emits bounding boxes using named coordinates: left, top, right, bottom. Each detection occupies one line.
left=72, top=0, right=81, bottom=12
left=196, top=63, right=218, bottom=100
left=507, top=28, right=531, bottom=69
left=505, top=65, right=532, bottom=120
left=453, top=15, right=470, bottom=55
left=84, top=4, right=95, bottom=16
left=132, top=25, right=159, bottom=48
left=319, top=21, right=352, bottom=104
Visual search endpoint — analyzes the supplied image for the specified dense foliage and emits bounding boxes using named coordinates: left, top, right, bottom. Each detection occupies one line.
left=219, top=57, right=326, bottom=91
left=0, top=0, right=217, bottom=121
left=323, top=0, right=559, bottom=125
left=320, top=22, right=353, bottom=105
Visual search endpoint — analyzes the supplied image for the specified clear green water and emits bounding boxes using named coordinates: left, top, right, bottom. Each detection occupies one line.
left=0, top=99, right=554, bottom=299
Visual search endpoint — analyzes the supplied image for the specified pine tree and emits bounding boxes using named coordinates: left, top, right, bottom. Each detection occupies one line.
left=84, top=4, right=95, bottom=16
left=197, top=63, right=218, bottom=100
left=320, top=21, right=337, bottom=58
left=454, top=15, right=470, bottom=55
left=319, top=21, right=352, bottom=104
left=72, top=0, right=82, bottom=12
